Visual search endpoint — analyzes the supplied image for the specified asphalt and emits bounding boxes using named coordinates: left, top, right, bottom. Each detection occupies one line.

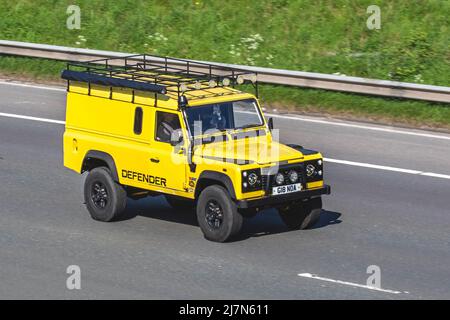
left=0, top=82, right=450, bottom=299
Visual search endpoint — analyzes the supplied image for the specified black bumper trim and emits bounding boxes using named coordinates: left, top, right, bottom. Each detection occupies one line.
left=236, top=185, right=331, bottom=209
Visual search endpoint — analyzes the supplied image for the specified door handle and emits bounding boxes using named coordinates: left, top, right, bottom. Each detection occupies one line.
left=150, top=157, right=160, bottom=163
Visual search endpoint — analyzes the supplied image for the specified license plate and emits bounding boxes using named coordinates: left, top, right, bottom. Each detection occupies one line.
left=272, top=183, right=302, bottom=195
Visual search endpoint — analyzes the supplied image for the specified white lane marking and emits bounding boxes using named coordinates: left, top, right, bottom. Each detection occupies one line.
left=0, top=80, right=65, bottom=92
left=324, top=158, right=450, bottom=180
left=324, top=158, right=421, bottom=174
left=421, top=172, right=450, bottom=179
left=298, top=273, right=404, bottom=295
left=1, top=111, right=450, bottom=181
left=0, top=112, right=65, bottom=125
left=0, top=81, right=449, bottom=141
left=263, top=112, right=450, bottom=141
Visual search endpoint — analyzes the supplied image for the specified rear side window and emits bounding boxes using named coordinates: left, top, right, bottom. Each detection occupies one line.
left=134, top=107, right=143, bottom=135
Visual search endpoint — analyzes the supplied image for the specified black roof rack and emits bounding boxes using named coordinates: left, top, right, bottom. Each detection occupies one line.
left=62, top=54, right=259, bottom=103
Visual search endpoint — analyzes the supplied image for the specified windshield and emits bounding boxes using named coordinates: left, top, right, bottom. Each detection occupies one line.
left=185, top=99, right=264, bottom=136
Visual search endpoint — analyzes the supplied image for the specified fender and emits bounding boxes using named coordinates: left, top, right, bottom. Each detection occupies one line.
left=82, top=150, right=119, bottom=181
left=196, top=171, right=237, bottom=199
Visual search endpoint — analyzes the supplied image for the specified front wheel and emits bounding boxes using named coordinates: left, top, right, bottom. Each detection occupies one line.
left=278, top=197, right=322, bottom=230
left=196, top=185, right=243, bottom=242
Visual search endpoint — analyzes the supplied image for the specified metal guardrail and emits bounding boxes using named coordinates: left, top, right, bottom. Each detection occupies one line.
left=1, top=40, right=449, bottom=103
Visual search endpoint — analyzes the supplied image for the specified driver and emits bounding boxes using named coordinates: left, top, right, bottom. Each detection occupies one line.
left=208, top=105, right=226, bottom=130
left=157, top=113, right=178, bottom=142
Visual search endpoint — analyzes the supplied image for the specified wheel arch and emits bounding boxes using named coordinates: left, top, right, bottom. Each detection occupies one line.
left=81, top=150, right=119, bottom=182
left=195, top=171, right=236, bottom=200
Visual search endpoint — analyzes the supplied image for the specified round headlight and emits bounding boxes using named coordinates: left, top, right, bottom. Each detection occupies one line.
left=275, top=173, right=284, bottom=185
left=306, top=164, right=316, bottom=177
left=248, top=173, right=258, bottom=186
left=318, top=159, right=323, bottom=166
left=288, top=170, right=298, bottom=183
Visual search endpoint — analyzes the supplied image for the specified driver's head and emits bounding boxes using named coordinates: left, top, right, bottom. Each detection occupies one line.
left=210, top=105, right=224, bottom=128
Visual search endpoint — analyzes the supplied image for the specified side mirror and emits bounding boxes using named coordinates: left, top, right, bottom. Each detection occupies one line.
left=268, top=117, right=274, bottom=131
left=170, top=130, right=184, bottom=147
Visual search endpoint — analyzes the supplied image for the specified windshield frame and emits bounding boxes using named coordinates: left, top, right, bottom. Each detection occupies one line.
left=183, top=98, right=266, bottom=139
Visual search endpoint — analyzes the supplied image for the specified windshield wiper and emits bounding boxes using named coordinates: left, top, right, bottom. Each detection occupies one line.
left=237, top=123, right=262, bottom=130
left=195, top=131, right=228, bottom=145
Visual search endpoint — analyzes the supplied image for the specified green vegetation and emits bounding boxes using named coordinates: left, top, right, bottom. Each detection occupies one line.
left=0, top=0, right=449, bottom=128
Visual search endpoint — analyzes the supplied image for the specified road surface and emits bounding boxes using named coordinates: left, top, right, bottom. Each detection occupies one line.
left=0, top=80, right=449, bottom=299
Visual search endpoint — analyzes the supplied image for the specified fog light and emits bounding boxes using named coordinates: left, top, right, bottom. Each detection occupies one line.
left=275, top=173, right=284, bottom=185
left=288, top=170, right=298, bottom=183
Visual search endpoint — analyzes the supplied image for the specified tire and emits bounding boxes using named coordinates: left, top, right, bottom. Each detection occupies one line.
left=165, top=195, right=195, bottom=211
left=278, top=197, right=322, bottom=230
left=84, top=167, right=127, bottom=222
left=196, top=185, right=243, bottom=242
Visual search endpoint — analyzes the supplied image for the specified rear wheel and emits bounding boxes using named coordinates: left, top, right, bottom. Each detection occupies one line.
left=84, top=167, right=127, bottom=222
left=278, top=197, right=322, bottom=230
left=196, top=185, right=243, bottom=242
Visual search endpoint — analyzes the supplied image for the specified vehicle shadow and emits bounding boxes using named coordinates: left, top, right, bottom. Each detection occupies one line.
left=310, top=210, right=342, bottom=229
left=118, top=196, right=198, bottom=226
left=118, top=196, right=342, bottom=241
left=233, top=209, right=342, bottom=241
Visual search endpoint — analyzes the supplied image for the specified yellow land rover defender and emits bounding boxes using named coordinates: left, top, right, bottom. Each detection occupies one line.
left=62, top=55, right=330, bottom=242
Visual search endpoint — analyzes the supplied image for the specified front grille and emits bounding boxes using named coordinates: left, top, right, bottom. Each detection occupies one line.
left=262, top=164, right=305, bottom=194
left=261, top=174, right=269, bottom=191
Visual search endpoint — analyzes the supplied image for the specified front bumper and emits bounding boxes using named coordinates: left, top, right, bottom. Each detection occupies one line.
left=236, top=185, right=331, bottom=209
